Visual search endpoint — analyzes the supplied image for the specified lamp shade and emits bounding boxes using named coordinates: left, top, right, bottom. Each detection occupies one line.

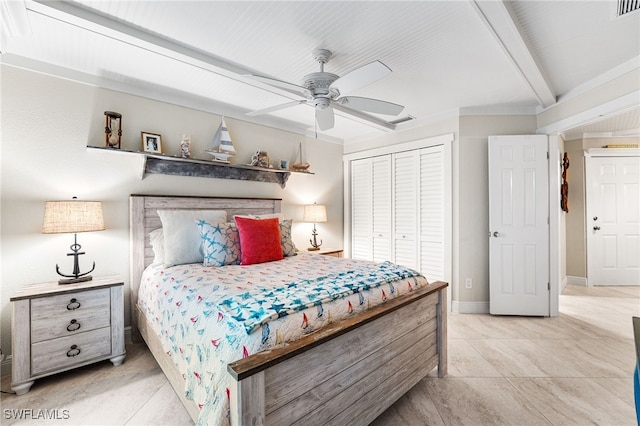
left=42, top=200, right=105, bottom=234
left=303, top=204, right=327, bottom=223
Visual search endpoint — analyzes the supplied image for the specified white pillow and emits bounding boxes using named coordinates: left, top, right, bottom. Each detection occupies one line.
left=157, top=209, right=227, bottom=266
left=149, top=228, right=165, bottom=265
left=234, top=213, right=284, bottom=220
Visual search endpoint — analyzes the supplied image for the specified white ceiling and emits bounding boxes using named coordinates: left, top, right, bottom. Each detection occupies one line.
left=1, top=0, right=639, bottom=143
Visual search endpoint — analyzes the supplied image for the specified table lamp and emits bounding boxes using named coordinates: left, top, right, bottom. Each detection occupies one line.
left=42, top=197, right=105, bottom=284
left=303, top=203, right=327, bottom=251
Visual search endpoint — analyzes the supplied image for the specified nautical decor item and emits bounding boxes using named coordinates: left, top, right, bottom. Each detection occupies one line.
left=303, top=203, right=327, bottom=251
left=206, top=117, right=236, bottom=163
left=180, top=134, right=192, bottom=158
left=104, top=111, right=122, bottom=149
left=41, top=197, right=105, bottom=284
left=250, top=150, right=270, bottom=168
left=291, top=141, right=311, bottom=172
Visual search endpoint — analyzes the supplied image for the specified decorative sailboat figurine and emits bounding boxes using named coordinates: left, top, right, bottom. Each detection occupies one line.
left=291, top=142, right=310, bottom=172
left=205, top=117, right=235, bottom=163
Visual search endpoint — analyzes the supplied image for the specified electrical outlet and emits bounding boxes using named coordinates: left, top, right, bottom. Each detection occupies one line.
left=465, top=278, right=472, bottom=289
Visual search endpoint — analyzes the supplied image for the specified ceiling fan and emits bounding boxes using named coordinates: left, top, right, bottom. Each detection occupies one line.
left=245, top=49, right=404, bottom=131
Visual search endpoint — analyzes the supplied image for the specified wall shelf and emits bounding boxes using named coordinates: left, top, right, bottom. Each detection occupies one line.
left=87, top=146, right=313, bottom=188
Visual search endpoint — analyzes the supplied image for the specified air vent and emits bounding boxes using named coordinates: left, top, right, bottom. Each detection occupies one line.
left=617, top=0, right=639, bottom=17
left=389, top=115, right=415, bottom=125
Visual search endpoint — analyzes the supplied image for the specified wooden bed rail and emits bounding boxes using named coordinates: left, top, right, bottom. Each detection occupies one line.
left=228, top=281, right=448, bottom=426
left=228, top=280, right=448, bottom=380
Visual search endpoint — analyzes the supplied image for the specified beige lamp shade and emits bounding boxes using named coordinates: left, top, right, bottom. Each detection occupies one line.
left=303, top=204, right=327, bottom=223
left=42, top=200, right=105, bottom=234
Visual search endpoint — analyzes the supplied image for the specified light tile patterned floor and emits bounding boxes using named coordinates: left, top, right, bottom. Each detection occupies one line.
left=373, top=285, right=640, bottom=426
left=1, top=285, right=638, bottom=425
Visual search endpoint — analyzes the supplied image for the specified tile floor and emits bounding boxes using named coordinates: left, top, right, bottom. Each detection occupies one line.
left=1, top=284, right=638, bottom=425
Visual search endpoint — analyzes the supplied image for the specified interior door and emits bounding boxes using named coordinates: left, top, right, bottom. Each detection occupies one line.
left=489, top=135, right=550, bottom=316
left=586, top=154, right=640, bottom=285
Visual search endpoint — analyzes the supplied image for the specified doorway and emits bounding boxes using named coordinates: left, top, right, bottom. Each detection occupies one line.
left=585, top=149, right=640, bottom=285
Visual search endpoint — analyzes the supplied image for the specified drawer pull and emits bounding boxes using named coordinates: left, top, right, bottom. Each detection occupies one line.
left=66, top=298, right=81, bottom=310
left=66, top=319, right=81, bottom=332
left=66, top=345, right=81, bottom=357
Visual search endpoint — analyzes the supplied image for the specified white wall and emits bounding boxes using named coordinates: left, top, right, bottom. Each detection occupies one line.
left=0, top=65, right=344, bottom=367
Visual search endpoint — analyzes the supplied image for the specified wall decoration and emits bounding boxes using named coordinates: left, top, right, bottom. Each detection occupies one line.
left=279, top=160, right=289, bottom=170
left=180, top=134, right=192, bottom=158
left=291, top=141, right=310, bottom=172
left=250, top=150, right=270, bottom=168
left=141, top=132, right=162, bottom=153
left=561, top=152, right=570, bottom=212
left=205, top=117, right=236, bottom=163
left=104, top=111, right=122, bottom=149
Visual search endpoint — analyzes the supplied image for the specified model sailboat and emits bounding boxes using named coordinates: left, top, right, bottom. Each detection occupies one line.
left=205, top=117, right=236, bottom=163
left=291, top=142, right=310, bottom=172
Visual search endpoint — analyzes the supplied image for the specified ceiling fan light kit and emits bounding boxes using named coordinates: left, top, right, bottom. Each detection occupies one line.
left=246, top=48, right=404, bottom=131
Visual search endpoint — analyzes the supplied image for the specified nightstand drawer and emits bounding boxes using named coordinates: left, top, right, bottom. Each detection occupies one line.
left=31, top=327, right=112, bottom=376
left=31, top=288, right=111, bottom=343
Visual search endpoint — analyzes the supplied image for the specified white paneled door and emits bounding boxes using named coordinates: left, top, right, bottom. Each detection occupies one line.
left=586, top=153, right=640, bottom=285
left=489, top=135, right=549, bottom=316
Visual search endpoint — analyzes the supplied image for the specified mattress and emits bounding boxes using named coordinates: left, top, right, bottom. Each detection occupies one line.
left=137, top=253, right=427, bottom=425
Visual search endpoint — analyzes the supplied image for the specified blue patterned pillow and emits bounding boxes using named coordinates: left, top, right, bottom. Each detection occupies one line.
left=279, top=219, right=297, bottom=257
left=196, top=220, right=240, bottom=267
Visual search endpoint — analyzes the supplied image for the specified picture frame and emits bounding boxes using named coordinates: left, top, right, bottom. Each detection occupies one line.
left=104, top=111, right=122, bottom=149
left=141, top=132, right=162, bottom=153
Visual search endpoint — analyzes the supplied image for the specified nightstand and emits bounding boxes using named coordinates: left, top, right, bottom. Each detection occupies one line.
left=310, top=248, right=344, bottom=258
left=10, top=276, right=126, bottom=395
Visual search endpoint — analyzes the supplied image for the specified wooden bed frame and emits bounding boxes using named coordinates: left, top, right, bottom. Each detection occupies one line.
left=129, top=194, right=448, bottom=425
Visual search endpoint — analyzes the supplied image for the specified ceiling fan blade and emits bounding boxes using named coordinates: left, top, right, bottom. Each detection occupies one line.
left=329, top=60, right=392, bottom=95
left=246, top=100, right=307, bottom=117
left=336, top=96, right=404, bottom=116
left=243, top=74, right=310, bottom=98
left=316, top=105, right=335, bottom=131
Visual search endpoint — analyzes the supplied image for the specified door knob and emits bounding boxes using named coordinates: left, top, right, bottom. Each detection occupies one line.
left=593, top=226, right=601, bottom=231
left=593, top=216, right=598, bottom=221
left=493, top=231, right=500, bottom=237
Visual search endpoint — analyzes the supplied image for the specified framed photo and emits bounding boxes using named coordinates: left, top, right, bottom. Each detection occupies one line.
left=141, top=132, right=162, bottom=153
left=104, top=111, right=122, bottom=149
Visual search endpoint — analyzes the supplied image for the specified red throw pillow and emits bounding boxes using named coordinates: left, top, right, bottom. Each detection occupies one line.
left=234, top=216, right=284, bottom=265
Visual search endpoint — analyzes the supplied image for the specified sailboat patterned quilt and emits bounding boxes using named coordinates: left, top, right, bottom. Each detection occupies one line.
left=138, top=253, right=428, bottom=425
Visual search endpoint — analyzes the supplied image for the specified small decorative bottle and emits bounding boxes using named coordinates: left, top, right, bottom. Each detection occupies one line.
left=180, top=134, right=192, bottom=158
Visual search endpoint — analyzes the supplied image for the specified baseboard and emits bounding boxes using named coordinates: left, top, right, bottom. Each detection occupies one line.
left=566, top=276, right=588, bottom=287
left=1, top=326, right=133, bottom=378
left=561, top=276, right=568, bottom=293
left=451, top=301, right=490, bottom=314
left=1, top=353, right=10, bottom=377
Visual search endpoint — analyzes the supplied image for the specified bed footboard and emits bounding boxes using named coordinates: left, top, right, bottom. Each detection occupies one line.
left=228, top=281, right=448, bottom=425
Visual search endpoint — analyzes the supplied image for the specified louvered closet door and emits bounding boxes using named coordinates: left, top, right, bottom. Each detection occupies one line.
left=351, top=158, right=373, bottom=260
left=372, top=156, right=392, bottom=262
left=420, top=146, right=444, bottom=283
left=393, top=151, right=419, bottom=270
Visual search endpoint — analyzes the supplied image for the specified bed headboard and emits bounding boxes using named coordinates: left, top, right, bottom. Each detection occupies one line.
left=129, top=194, right=282, bottom=334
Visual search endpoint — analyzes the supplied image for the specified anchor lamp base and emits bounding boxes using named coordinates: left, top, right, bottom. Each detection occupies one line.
left=58, top=275, right=93, bottom=285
